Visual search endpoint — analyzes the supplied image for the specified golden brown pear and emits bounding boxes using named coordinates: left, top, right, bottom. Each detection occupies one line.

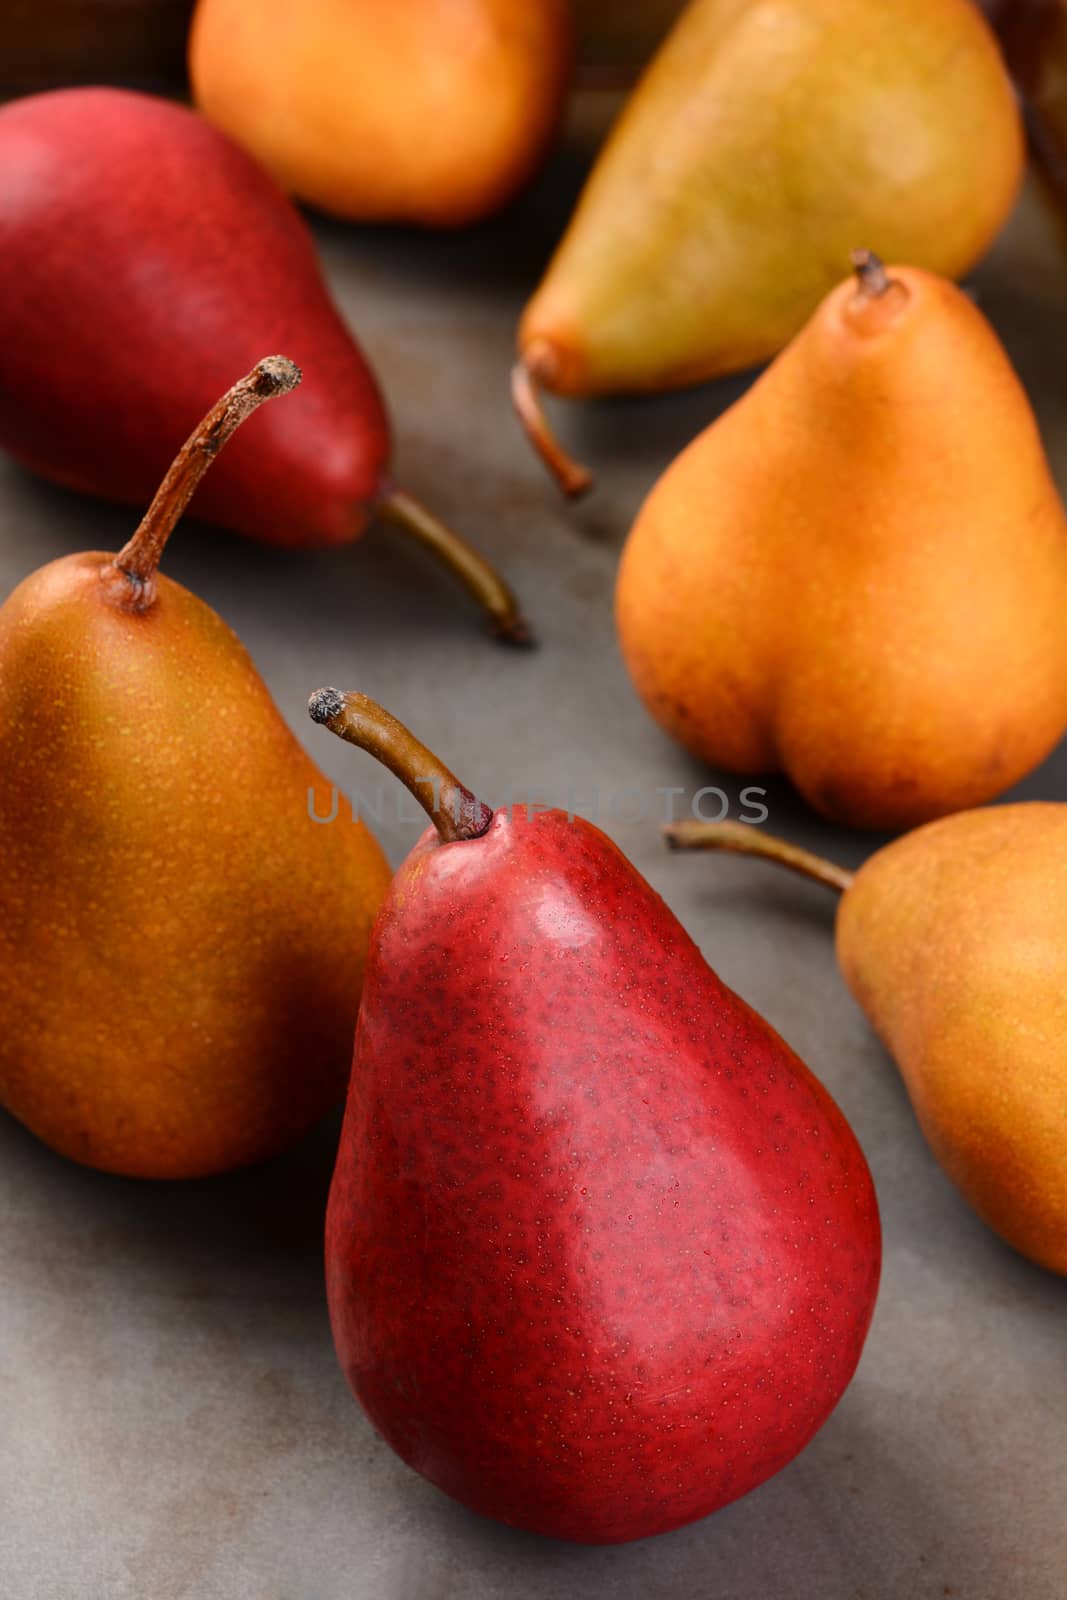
left=665, top=810, right=1067, bottom=1276
left=514, top=0, right=1023, bottom=493
left=0, top=360, right=391, bottom=1179
left=189, top=0, right=573, bottom=227
left=616, top=256, right=1067, bottom=832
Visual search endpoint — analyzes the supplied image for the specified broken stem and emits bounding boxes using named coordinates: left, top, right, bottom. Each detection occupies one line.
left=112, top=356, right=301, bottom=607
left=850, top=248, right=891, bottom=299
left=308, top=688, right=493, bottom=844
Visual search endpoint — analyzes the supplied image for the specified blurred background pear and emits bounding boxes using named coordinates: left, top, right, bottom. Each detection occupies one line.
left=189, top=0, right=574, bottom=227
left=516, top=0, right=1025, bottom=491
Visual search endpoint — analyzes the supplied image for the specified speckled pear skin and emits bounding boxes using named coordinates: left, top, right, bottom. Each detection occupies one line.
left=837, top=802, right=1067, bottom=1276
left=0, top=553, right=391, bottom=1178
left=326, top=807, right=881, bottom=1543
left=616, top=267, right=1067, bottom=831
left=0, top=88, right=388, bottom=547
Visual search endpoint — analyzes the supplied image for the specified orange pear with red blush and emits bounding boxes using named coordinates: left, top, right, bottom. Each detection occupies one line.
left=617, top=253, right=1067, bottom=831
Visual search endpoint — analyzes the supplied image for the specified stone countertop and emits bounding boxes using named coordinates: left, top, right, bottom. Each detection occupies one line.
left=0, top=147, right=1065, bottom=1600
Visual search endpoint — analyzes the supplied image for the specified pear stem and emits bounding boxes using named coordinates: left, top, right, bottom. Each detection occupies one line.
left=308, top=688, right=493, bottom=844
left=511, top=351, right=594, bottom=499
left=111, top=357, right=301, bottom=606
left=850, top=248, right=890, bottom=299
left=376, top=487, right=533, bottom=647
left=664, top=820, right=854, bottom=894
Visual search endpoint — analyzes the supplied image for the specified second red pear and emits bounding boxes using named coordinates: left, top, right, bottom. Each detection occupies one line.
left=0, top=88, right=529, bottom=642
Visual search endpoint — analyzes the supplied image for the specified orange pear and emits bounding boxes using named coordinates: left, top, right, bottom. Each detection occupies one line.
left=616, top=254, right=1067, bottom=831
left=514, top=0, right=1023, bottom=494
left=190, top=0, right=573, bottom=227
left=666, top=810, right=1067, bottom=1276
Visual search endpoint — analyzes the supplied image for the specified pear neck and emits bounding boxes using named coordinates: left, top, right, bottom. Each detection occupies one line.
left=308, top=689, right=493, bottom=845
left=107, top=356, right=301, bottom=612
left=664, top=820, right=854, bottom=894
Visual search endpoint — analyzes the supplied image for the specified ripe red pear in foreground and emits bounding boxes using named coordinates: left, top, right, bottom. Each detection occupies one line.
left=309, top=690, right=881, bottom=1543
left=667, top=814, right=1067, bottom=1275
left=0, top=87, right=529, bottom=643
left=0, top=361, right=391, bottom=1178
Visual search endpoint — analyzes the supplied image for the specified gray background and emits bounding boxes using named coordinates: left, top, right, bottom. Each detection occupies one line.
left=1, top=130, right=1065, bottom=1598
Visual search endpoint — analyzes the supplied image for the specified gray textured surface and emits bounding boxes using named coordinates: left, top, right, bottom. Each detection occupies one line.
left=1, top=150, right=1065, bottom=1599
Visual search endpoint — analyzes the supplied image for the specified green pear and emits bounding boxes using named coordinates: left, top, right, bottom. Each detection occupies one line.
left=514, top=0, right=1024, bottom=493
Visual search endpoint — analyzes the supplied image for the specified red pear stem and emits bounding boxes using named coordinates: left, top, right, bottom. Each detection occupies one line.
left=308, top=688, right=493, bottom=844
left=511, top=351, right=594, bottom=500
left=664, top=820, right=854, bottom=895
left=375, top=487, right=534, bottom=647
left=112, top=356, right=301, bottom=605
left=850, top=248, right=891, bottom=299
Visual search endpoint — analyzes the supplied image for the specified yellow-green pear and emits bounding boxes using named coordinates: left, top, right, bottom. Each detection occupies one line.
left=514, top=0, right=1024, bottom=493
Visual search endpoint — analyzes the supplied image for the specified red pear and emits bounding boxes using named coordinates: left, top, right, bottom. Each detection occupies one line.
left=0, top=87, right=528, bottom=642
left=308, top=690, right=881, bottom=1544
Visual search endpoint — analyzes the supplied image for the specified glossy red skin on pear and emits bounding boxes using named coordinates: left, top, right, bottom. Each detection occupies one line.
left=326, top=808, right=881, bottom=1543
left=0, top=87, right=387, bottom=546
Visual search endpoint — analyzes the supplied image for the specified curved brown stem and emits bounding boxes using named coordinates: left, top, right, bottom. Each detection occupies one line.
left=511, top=349, right=594, bottom=500
left=112, top=356, right=301, bottom=609
left=664, top=820, right=854, bottom=894
left=376, top=487, right=533, bottom=647
left=850, top=248, right=890, bottom=299
left=308, top=688, right=493, bottom=844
